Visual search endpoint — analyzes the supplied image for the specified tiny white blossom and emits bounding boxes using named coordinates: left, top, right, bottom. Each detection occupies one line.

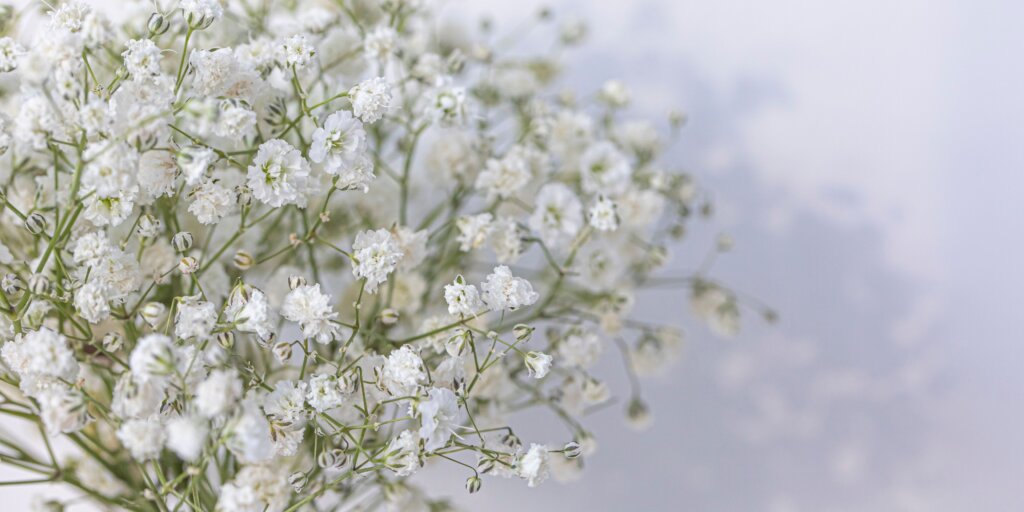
left=281, top=34, right=316, bottom=68
left=188, top=179, right=235, bottom=225
left=166, top=415, right=208, bottom=461
left=281, top=284, right=339, bottom=344
left=418, top=387, right=459, bottom=452
left=530, top=183, right=584, bottom=250
left=588, top=195, right=619, bottom=231
left=381, top=345, right=425, bottom=396
left=517, top=443, right=551, bottom=487
left=524, top=351, right=553, bottom=379
left=480, top=265, right=539, bottom=311
left=117, top=417, right=166, bottom=461
left=385, top=429, right=421, bottom=476
left=309, top=110, right=366, bottom=175
left=247, top=139, right=311, bottom=208
left=196, top=369, right=243, bottom=419
left=0, top=37, right=25, bottom=72
left=225, top=286, right=275, bottom=341
left=444, top=275, right=483, bottom=316
left=456, top=213, right=493, bottom=252
left=175, top=295, right=217, bottom=341
left=349, top=77, right=392, bottom=123
left=579, top=141, right=632, bottom=196
left=351, top=229, right=403, bottom=293
left=122, top=39, right=162, bottom=77
left=305, top=374, right=346, bottom=412
left=75, top=281, right=110, bottom=324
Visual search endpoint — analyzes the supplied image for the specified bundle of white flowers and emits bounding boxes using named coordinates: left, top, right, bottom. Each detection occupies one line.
left=0, top=1, right=769, bottom=510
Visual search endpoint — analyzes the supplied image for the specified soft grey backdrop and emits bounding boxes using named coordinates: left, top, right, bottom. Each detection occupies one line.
left=5, top=0, right=1024, bottom=510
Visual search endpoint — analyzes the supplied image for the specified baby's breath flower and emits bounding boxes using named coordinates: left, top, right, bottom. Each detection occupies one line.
left=349, top=77, right=392, bottom=123
left=481, top=265, right=539, bottom=311
left=351, top=229, right=403, bottom=293
left=524, top=351, right=553, bottom=379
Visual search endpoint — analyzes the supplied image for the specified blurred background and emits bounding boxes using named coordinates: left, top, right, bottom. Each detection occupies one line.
left=424, top=0, right=1024, bottom=511
left=6, top=0, right=1024, bottom=510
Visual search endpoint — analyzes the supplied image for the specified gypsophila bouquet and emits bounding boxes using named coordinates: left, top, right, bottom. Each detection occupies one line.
left=0, top=0, right=769, bottom=510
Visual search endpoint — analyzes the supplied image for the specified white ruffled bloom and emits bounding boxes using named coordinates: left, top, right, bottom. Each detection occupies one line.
left=481, top=265, right=539, bottom=311
left=117, top=417, right=166, bottom=461
left=247, top=139, right=311, bottom=208
left=122, top=38, right=162, bottom=77
left=175, top=294, right=218, bottom=340
left=225, top=286, right=275, bottom=341
left=166, top=415, right=208, bottom=461
left=382, top=345, right=426, bottom=396
left=456, top=213, right=493, bottom=252
left=524, top=351, right=553, bottom=379
left=225, top=399, right=275, bottom=463
left=1, top=328, right=80, bottom=395
left=475, top=147, right=532, bottom=200
left=588, top=195, right=619, bottom=231
left=0, top=37, right=25, bottom=72
left=444, top=275, right=483, bottom=316
left=418, top=387, right=459, bottom=452
left=351, top=229, right=403, bottom=293
left=281, top=284, right=339, bottom=344
left=349, top=77, right=392, bottom=123
left=557, top=329, right=603, bottom=369
left=196, top=369, right=243, bottom=419
left=385, top=429, right=422, bottom=476
left=189, top=179, right=235, bottom=224
left=281, top=34, right=315, bottom=68
left=517, top=443, right=551, bottom=487
left=305, top=373, right=346, bottom=412
left=309, top=110, right=366, bottom=175
left=74, top=281, right=111, bottom=324
left=530, top=183, right=584, bottom=249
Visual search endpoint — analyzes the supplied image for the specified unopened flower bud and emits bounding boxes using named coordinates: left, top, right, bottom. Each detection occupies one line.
left=626, top=398, right=652, bottom=431
left=380, top=308, right=399, bottom=325
left=288, top=471, right=307, bottom=491
left=465, top=475, right=482, bottom=494
left=235, top=185, right=252, bottom=206
left=272, top=341, right=293, bottom=363
left=317, top=449, right=336, bottom=469
left=141, top=302, right=166, bottom=327
left=216, top=331, right=235, bottom=349
left=563, top=441, right=582, bottom=459
left=172, top=232, right=193, bottom=252
left=233, top=250, right=254, bottom=271
left=178, top=256, right=199, bottom=274
left=330, top=448, right=348, bottom=469
left=502, top=432, right=521, bottom=451
left=513, top=324, right=534, bottom=343
left=477, top=458, right=496, bottom=474
left=28, top=274, right=49, bottom=295
left=103, top=332, right=124, bottom=352
left=147, top=12, right=170, bottom=36
left=25, top=212, right=46, bottom=235
left=288, top=275, right=306, bottom=290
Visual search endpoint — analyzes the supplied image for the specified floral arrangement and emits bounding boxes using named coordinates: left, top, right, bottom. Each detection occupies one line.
left=0, top=1, right=760, bottom=510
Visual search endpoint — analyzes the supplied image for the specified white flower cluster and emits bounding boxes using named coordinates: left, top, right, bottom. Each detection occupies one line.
left=0, top=1, right=761, bottom=510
